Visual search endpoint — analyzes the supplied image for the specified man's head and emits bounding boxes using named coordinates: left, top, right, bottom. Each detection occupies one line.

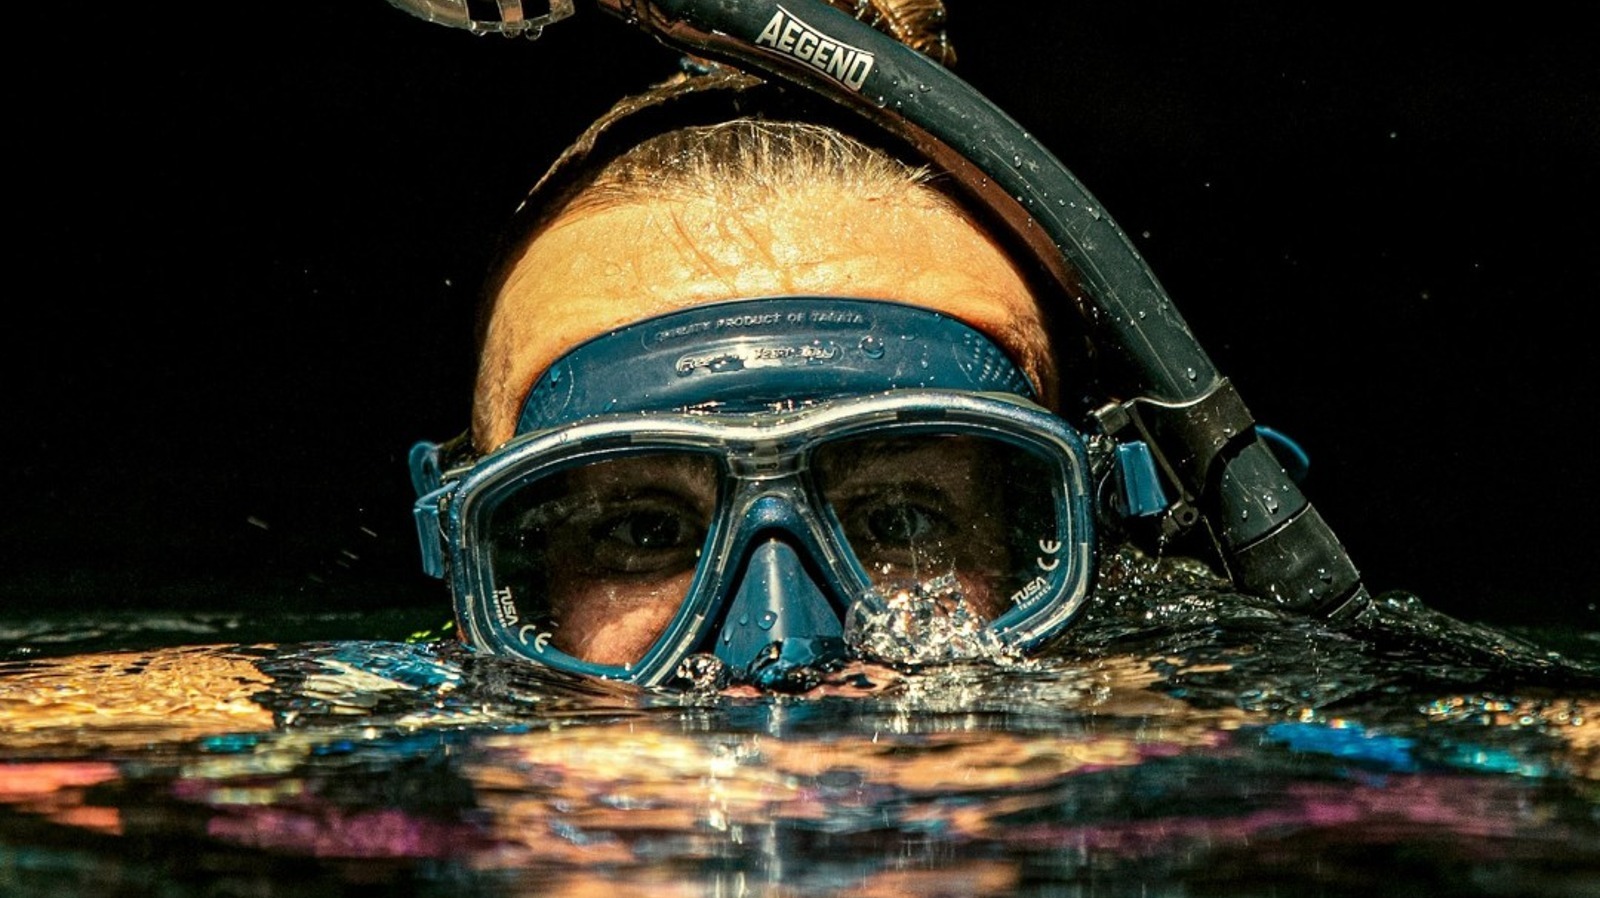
left=472, top=117, right=1058, bottom=452
left=411, top=81, right=1106, bottom=689
left=407, top=0, right=1360, bottom=685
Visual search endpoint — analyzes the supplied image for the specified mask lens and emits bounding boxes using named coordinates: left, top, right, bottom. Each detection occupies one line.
left=481, top=452, right=720, bottom=667
left=813, top=433, right=1068, bottom=622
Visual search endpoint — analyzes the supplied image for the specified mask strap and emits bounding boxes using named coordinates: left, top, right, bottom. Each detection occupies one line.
left=517, top=296, right=1035, bottom=433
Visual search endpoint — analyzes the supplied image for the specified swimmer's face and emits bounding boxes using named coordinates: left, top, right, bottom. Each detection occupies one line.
left=493, top=436, right=1015, bottom=666
left=474, top=183, right=1054, bottom=450
left=474, top=182, right=1055, bottom=666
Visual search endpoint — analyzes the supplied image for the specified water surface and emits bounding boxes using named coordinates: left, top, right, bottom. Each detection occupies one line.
left=3, top=561, right=1597, bottom=897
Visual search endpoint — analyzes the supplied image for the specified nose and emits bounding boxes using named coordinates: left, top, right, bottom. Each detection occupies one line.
left=712, top=537, right=848, bottom=683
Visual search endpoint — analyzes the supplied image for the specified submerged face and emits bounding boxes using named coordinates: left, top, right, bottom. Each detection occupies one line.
left=474, top=184, right=1055, bottom=451
left=459, top=178, right=1072, bottom=683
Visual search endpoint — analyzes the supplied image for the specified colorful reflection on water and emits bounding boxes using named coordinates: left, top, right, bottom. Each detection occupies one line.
left=2, top=569, right=1597, bottom=896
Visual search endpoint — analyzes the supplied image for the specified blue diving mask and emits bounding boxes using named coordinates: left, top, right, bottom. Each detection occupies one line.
left=411, top=297, right=1140, bottom=688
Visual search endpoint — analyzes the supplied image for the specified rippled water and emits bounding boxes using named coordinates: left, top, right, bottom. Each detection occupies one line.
left=3, top=557, right=1598, bottom=897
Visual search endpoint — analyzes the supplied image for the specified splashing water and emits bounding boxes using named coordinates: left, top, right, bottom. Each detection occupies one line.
left=844, top=572, right=1026, bottom=667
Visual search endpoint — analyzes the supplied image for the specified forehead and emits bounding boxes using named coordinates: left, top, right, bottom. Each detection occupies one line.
left=472, top=187, right=1049, bottom=450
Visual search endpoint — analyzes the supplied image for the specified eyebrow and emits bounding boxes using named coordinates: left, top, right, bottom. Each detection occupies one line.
left=817, top=438, right=990, bottom=495
left=565, top=455, right=719, bottom=500
left=508, top=455, right=719, bottom=529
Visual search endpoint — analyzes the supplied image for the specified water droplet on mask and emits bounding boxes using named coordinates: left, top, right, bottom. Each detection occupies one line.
left=674, top=653, right=729, bottom=692
left=758, top=612, right=777, bottom=631
left=859, top=335, right=886, bottom=359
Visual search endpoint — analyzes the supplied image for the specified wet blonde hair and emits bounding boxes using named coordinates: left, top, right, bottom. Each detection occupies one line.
left=566, top=117, right=944, bottom=218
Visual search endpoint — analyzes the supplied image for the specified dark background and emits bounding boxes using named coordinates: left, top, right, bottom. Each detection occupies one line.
left=7, top=4, right=1597, bottom=629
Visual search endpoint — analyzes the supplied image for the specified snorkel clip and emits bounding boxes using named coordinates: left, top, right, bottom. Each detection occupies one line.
left=1092, top=383, right=1258, bottom=539
left=1093, top=383, right=1363, bottom=615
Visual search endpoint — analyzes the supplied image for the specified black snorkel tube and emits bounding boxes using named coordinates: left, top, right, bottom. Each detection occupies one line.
left=388, top=0, right=1368, bottom=619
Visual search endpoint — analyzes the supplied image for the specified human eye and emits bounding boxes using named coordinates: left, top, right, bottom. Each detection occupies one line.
left=858, top=499, right=948, bottom=546
left=838, top=485, right=957, bottom=558
left=584, top=500, right=707, bottom=573
left=506, top=454, right=715, bottom=576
